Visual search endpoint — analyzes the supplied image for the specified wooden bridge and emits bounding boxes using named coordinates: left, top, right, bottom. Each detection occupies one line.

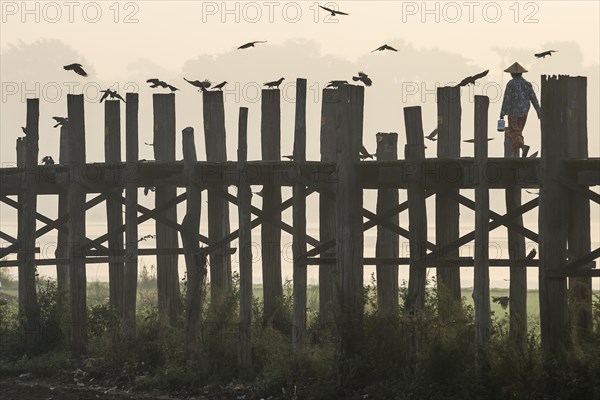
left=1, top=75, right=598, bottom=363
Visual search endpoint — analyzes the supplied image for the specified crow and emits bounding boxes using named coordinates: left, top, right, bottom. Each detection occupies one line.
left=455, top=70, right=489, bottom=87
left=64, top=63, right=88, bottom=77
left=492, top=296, right=510, bottom=310
left=264, top=77, right=285, bottom=89
left=425, top=128, right=438, bottom=141
left=143, top=187, right=155, bottom=196
left=319, top=5, right=349, bottom=16
left=352, top=71, right=372, bottom=87
left=463, top=138, right=494, bottom=143
left=238, top=41, right=267, bottom=50
left=526, top=248, right=537, bottom=260
left=166, top=85, right=179, bottom=92
left=528, top=151, right=539, bottom=158
left=372, top=44, right=398, bottom=53
left=184, top=78, right=211, bottom=92
left=100, top=89, right=125, bottom=103
left=52, top=116, right=68, bottom=128
left=360, top=145, right=373, bottom=160
left=535, top=50, right=557, bottom=59
left=41, top=156, right=55, bottom=165
left=326, top=80, right=349, bottom=88
left=146, top=78, right=168, bottom=88
left=212, top=81, right=228, bottom=91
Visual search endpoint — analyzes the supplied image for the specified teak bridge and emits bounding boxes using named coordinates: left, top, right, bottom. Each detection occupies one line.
left=1, top=75, right=598, bottom=363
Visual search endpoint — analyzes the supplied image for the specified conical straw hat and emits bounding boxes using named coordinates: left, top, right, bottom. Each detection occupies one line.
left=504, top=62, right=528, bottom=73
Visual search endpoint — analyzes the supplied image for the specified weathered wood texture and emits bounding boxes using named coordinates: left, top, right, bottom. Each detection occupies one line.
left=292, top=78, right=308, bottom=346
left=319, top=88, right=338, bottom=327
left=123, top=93, right=139, bottom=332
left=473, top=95, right=491, bottom=351
left=104, top=100, right=125, bottom=317
left=203, top=91, right=232, bottom=309
left=260, top=89, right=283, bottom=326
left=539, top=75, right=569, bottom=357
left=56, top=126, right=70, bottom=303
left=20, top=99, right=41, bottom=352
left=67, top=94, right=87, bottom=355
left=153, top=93, right=181, bottom=326
left=237, top=107, right=253, bottom=367
left=436, top=86, right=462, bottom=307
left=375, top=132, right=399, bottom=314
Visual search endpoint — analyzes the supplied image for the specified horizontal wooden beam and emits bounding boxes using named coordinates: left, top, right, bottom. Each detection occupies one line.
left=305, top=257, right=540, bottom=267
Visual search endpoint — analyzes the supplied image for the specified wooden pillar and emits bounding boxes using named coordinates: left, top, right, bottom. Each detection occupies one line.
left=182, top=127, right=206, bottom=358
left=123, top=93, right=139, bottom=332
left=292, top=78, right=307, bottom=347
left=375, top=132, right=399, bottom=314
left=404, top=107, right=427, bottom=313
left=319, top=88, right=338, bottom=327
left=260, top=89, right=283, bottom=326
left=104, top=100, right=124, bottom=316
left=336, top=84, right=364, bottom=356
left=153, top=93, right=181, bottom=326
left=202, top=91, right=232, bottom=310
left=436, top=86, right=462, bottom=308
left=16, top=136, right=24, bottom=288
left=237, top=107, right=253, bottom=367
left=67, top=94, right=87, bottom=355
left=56, top=126, right=70, bottom=303
left=565, top=77, right=591, bottom=339
left=473, top=95, right=491, bottom=351
left=19, top=98, right=41, bottom=352
left=539, top=75, right=569, bottom=357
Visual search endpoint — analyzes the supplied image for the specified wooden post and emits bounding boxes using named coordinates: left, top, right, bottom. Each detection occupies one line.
left=319, top=88, right=338, bottom=327
left=375, top=132, right=399, bottom=314
left=56, top=126, right=70, bottom=304
left=19, top=99, right=41, bottom=351
left=182, top=127, right=206, bottom=358
left=16, top=137, right=25, bottom=296
left=67, top=94, right=87, bottom=355
left=104, top=100, right=124, bottom=317
left=153, top=93, right=181, bottom=326
left=260, top=88, right=283, bottom=326
left=237, top=107, right=253, bottom=367
left=436, top=86, right=462, bottom=309
left=123, top=93, right=139, bottom=332
left=336, top=84, right=364, bottom=356
left=473, top=95, right=491, bottom=351
left=404, top=107, right=427, bottom=313
left=292, top=78, right=307, bottom=347
left=565, top=77, right=591, bottom=339
left=539, top=75, right=569, bottom=357
left=202, top=91, right=232, bottom=310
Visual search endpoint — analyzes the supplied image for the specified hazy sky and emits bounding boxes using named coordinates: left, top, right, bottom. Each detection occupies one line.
left=1, top=1, right=599, bottom=289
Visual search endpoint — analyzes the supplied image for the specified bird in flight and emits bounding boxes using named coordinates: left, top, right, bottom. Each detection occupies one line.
left=535, top=50, right=557, bottom=59
left=425, top=128, right=438, bottom=141
left=492, top=296, right=510, bottom=310
left=319, top=5, right=349, bottom=16
left=63, top=63, right=88, bottom=77
left=326, top=80, right=348, bottom=88
left=41, top=156, right=55, bottom=166
left=146, top=79, right=179, bottom=92
left=352, top=72, right=372, bottom=87
left=264, top=77, right=285, bottom=89
left=238, top=41, right=267, bottom=50
left=455, top=70, right=489, bottom=87
left=100, top=89, right=125, bottom=103
left=372, top=44, right=398, bottom=53
left=359, top=145, right=373, bottom=160
left=52, top=117, right=68, bottom=128
left=184, top=78, right=211, bottom=92
left=463, top=138, right=494, bottom=143
left=212, top=81, right=228, bottom=91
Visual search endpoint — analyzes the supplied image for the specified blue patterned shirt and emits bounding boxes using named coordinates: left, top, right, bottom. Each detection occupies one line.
left=500, top=76, right=541, bottom=117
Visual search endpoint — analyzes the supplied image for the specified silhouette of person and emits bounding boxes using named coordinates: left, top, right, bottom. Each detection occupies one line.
left=500, top=62, right=541, bottom=157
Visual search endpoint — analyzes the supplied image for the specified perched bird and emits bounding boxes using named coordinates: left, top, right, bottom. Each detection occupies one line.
left=528, top=151, right=539, bottom=158
left=52, top=116, right=68, bottom=128
left=372, top=44, right=398, bottom=53
left=526, top=248, right=537, bottom=260
left=352, top=71, right=372, bottom=87
left=212, top=81, right=228, bottom=91
left=425, top=128, right=438, bottom=141
left=282, top=155, right=294, bottom=160
left=166, top=84, right=179, bottom=93
left=455, top=70, right=489, bottom=87
left=326, top=80, right=349, bottom=88
left=143, top=187, right=155, bottom=196
left=63, top=63, right=88, bottom=77
left=535, top=50, right=557, bottom=59
left=319, top=5, right=349, bottom=16
left=492, top=296, right=510, bottom=310
left=184, top=78, right=211, bottom=92
left=463, top=138, right=494, bottom=143
left=41, top=156, right=55, bottom=166
left=237, top=41, right=267, bottom=50
left=100, top=89, right=125, bottom=103
left=359, top=145, right=373, bottom=160
left=264, top=77, right=285, bottom=89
